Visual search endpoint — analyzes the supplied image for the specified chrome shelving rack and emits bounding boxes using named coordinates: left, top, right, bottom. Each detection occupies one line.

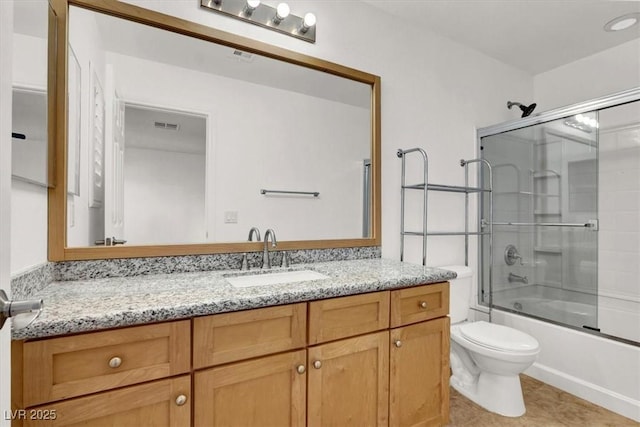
left=397, top=148, right=494, bottom=272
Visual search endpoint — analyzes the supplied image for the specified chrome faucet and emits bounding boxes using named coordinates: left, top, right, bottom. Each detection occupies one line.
left=248, top=227, right=261, bottom=242
left=241, top=227, right=262, bottom=270
left=262, top=229, right=277, bottom=269
left=508, top=272, right=528, bottom=284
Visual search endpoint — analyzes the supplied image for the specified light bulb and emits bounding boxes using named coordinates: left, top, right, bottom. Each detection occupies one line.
left=299, top=12, right=316, bottom=33
left=276, top=3, right=290, bottom=19
left=247, top=0, right=260, bottom=8
left=304, top=12, right=316, bottom=27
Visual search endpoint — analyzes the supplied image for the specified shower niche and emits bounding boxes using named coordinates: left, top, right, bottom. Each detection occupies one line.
left=478, top=90, right=640, bottom=345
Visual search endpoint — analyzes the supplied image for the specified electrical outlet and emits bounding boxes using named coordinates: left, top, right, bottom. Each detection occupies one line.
left=224, top=211, right=238, bottom=224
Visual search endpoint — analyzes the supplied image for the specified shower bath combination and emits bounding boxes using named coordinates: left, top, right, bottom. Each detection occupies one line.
left=507, top=101, right=537, bottom=117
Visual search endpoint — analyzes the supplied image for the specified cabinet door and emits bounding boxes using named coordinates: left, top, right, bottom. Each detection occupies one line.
left=24, top=376, right=190, bottom=427
left=389, top=317, right=450, bottom=427
left=308, top=331, right=389, bottom=427
left=194, top=349, right=307, bottom=427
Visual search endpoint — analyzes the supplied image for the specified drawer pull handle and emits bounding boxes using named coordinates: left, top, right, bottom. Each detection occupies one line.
left=108, top=357, right=122, bottom=368
left=419, top=301, right=428, bottom=309
left=394, top=340, right=402, bottom=348
left=297, top=365, right=306, bottom=374
left=175, top=395, right=188, bottom=406
left=313, top=360, right=322, bottom=369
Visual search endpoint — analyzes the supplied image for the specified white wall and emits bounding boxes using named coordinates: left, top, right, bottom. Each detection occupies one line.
left=534, top=39, right=640, bottom=111
left=106, top=51, right=370, bottom=243
left=124, top=147, right=206, bottom=245
left=119, top=0, right=533, bottom=264
left=0, top=2, right=13, bottom=423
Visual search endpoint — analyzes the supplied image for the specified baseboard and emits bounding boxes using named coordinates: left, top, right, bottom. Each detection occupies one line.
left=526, top=362, right=640, bottom=422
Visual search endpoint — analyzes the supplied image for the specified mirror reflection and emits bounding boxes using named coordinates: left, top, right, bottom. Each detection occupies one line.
left=66, top=5, right=373, bottom=247
left=12, top=1, right=50, bottom=187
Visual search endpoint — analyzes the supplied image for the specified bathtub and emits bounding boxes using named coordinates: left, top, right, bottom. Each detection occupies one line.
left=493, top=290, right=597, bottom=330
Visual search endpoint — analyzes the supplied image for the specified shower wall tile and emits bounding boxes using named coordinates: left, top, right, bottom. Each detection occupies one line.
left=597, top=102, right=640, bottom=341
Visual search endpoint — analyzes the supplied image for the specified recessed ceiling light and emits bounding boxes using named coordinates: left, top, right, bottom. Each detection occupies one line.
left=604, top=12, right=640, bottom=32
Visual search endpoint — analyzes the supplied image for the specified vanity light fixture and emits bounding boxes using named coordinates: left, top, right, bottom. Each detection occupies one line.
left=300, top=12, right=316, bottom=34
left=243, top=0, right=260, bottom=16
left=273, top=3, right=290, bottom=25
left=200, top=0, right=316, bottom=43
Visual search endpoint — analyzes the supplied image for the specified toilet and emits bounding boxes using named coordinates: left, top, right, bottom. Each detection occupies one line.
left=443, top=265, right=540, bottom=417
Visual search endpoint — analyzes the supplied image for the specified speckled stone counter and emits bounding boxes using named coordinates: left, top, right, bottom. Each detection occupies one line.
left=13, top=258, right=456, bottom=341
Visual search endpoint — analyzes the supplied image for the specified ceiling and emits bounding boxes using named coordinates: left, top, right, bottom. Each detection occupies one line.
left=124, top=105, right=207, bottom=155
left=362, top=0, right=640, bottom=75
left=15, top=1, right=640, bottom=76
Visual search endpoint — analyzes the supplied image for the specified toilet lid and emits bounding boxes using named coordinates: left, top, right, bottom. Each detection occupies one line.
left=459, top=321, right=539, bottom=353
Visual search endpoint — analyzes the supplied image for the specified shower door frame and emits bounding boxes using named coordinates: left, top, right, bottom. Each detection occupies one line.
left=475, top=87, right=640, bottom=343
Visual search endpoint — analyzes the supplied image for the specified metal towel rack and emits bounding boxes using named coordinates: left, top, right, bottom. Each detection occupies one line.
left=260, top=189, right=320, bottom=197
left=397, top=147, right=495, bottom=321
left=397, top=148, right=494, bottom=268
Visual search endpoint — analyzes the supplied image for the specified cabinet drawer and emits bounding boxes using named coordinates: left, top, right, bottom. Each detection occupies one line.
left=309, top=292, right=390, bottom=344
left=390, top=282, right=449, bottom=327
left=193, top=303, right=306, bottom=369
left=22, top=321, right=191, bottom=407
left=25, top=375, right=191, bottom=427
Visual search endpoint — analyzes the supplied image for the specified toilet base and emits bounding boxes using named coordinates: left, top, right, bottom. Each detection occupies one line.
left=451, top=372, right=526, bottom=417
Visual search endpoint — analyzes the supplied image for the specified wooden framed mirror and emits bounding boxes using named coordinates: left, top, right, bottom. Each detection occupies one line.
left=48, top=0, right=381, bottom=261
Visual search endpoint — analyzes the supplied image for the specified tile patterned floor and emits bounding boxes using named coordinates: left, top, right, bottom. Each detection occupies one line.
left=447, top=375, right=638, bottom=426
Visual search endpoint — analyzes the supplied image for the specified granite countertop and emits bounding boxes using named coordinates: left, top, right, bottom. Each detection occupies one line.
left=13, top=258, right=456, bottom=340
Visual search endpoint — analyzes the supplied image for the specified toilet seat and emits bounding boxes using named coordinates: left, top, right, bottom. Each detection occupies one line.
left=458, top=321, right=539, bottom=355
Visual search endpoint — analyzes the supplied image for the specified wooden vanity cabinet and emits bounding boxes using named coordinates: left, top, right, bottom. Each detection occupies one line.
left=14, top=283, right=450, bottom=427
left=389, top=283, right=450, bottom=427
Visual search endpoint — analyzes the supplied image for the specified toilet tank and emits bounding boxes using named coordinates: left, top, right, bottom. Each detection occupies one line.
left=440, top=265, right=473, bottom=323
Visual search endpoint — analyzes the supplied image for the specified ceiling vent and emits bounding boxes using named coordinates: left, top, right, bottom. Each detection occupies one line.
left=154, top=121, right=180, bottom=131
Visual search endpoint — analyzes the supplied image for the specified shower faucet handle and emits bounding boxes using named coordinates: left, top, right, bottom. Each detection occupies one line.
left=504, top=244, right=524, bottom=266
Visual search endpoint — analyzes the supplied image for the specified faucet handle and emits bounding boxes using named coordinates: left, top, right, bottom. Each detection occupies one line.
left=281, top=252, right=290, bottom=268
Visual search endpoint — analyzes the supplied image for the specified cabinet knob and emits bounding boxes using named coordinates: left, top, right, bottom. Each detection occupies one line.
left=108, top=357, right=122, bottom=368
left=419, top=301, right=428, bottom=309
left=297, top=365, right=306, bottom=374
left=394, top=340, right=402, bottom=348
left=313, top=360, right=322, bottom=369
left=175, top=395, right=187, bottom=406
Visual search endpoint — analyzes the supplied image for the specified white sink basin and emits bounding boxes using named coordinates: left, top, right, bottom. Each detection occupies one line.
left=225, top=270, right=329, bottom=288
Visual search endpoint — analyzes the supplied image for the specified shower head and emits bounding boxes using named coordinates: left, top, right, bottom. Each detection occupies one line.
left=507, top=101, right=537, bottom=118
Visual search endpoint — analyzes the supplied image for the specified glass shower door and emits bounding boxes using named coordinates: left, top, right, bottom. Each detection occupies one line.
left=480, top=112, right=599, bottom=331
